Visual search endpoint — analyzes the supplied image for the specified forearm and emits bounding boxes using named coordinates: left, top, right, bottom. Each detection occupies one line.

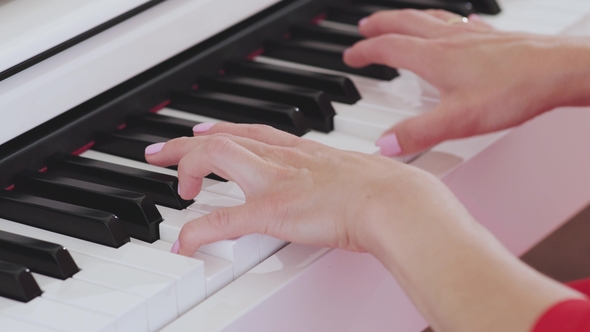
left=542, top=37, right=590, bottom=109
left=364, top=174, right=584, bottom=332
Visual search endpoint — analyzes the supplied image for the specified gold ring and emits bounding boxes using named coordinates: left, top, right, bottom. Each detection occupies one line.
left=447, top=16, right=469, bottom=25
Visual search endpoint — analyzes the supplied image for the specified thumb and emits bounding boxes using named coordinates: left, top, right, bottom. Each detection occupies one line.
left=175, top=201, right=273, bottom=256
left=377, top=102, right=479, bottom=156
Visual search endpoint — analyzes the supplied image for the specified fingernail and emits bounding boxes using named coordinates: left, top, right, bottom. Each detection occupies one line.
left=145, top=142, right=166, bottom=155
left=468, top=14, right=481, bottom=21
left=177, top=183, right=181, bottom=196
left=358, top=17, right=369, bottom=26
left=193, top=122, right=215, bottom=133
left=376, top=134, right=402, bottom=157
left=343, top=47, right=351, bottom=57
left=171, top=240, right=180, bottom=254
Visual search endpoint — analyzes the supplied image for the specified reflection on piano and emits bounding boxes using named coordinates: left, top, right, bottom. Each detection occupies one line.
left=0, top=0, right=590, bottom=331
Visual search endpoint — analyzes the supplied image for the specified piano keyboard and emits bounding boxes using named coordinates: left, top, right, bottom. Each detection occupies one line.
left=1, top=0, right=589, bottom=331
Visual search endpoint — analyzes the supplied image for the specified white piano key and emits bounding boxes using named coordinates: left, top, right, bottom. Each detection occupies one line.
left=0, top=218, right=205, bottom=316
left=0, top=315, right=58, bottom=332
left=0, top=296, right=116, bottom=332
left=259, top=235, right=286, bottom=261
left=198, top=235, right=260, bottom=279
left=303, top=131, right=380, bottom=155
left=332, top=102, right=408, bottom=141
left=33, top=274, right=148, bottom=332
left=158, top=205, right=260, bottom=279
left=200, top=179, right=245, bottom=200
left=317, top=20, right=360, bottom=33
left=132, top=239, right=234, bottom=297
left=187, top=190, right=244, bottom=214
left=191, top=251, right=234, bottom=296
left=158, top=108, right=222, bottom=124
left=68, top=252, right=177, bottom=332
left=157, top=205, right=206, bottom=243
left=81, top=148, right=246, bottom=200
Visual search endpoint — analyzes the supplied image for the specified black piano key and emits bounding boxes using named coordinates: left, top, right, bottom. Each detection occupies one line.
left=263, top=39, right=399, bottom=81
left=224, top=60, right=361, bottom=104
left=325, top=5, right=388, bottom=26
left=289, top=24, right=364, bottom=46
left=94, top=131, right=167, bottom=163
left=14, top=170, right=163, bottom=243
left=0, top=260, right=42, bottom=302
left=47, top=153, right=192, bottom=210
left=0, top=230, right=79, bottom=280
left=461, top=0, right=501, bottom=15
left=126, top=113, right=197, bottom=138
left=197, top=76, right=335, bottom=132
left=169, top=90, right=309, bottom=136
left=0, top=190, right=129, bottom=248
left=352, top=0, right=475, bottom=16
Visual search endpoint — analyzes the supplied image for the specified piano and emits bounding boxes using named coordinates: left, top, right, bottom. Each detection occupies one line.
left=0, top=0, right=590, bottom=331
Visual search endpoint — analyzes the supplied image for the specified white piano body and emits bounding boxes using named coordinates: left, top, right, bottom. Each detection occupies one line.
left=1, top=0, right=590, bottom=331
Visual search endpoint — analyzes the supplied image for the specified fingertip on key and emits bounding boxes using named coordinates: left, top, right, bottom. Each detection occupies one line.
left=171, top=240, right=180, bottom=254
left=376, top=134, right=402, bottom=157
left=145, top=142, right=166, bottom=155
left=343, top=47, right=352, bottom=58
left=193, top=122, right=215, bottom=133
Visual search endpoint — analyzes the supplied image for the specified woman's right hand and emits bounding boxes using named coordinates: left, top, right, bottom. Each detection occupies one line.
left=344, top=10, right=590, bottom=156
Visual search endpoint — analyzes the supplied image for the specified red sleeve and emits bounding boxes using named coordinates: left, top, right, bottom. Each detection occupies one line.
left=531, top=278, right=590, bottom=332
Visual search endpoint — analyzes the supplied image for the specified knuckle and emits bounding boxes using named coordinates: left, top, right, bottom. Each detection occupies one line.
left=248, top=123, right=273, bottom=134
left=205, top=135, right=233, bottom=155
left=206, top=209, right=232, bottom=231
left=426, top=9, right=447, bottom=16
left=397, top=9, right=422, bottom=20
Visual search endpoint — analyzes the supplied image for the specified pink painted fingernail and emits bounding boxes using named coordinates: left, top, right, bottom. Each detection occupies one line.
left=468, top=14, right=481, bottom=21
left=376, top=134, right=402, bottom=157
left=358, top=17, right=369, bottom=26
left=171, top=240, right=180, bottom=254
left=193, top=122, right=215, bottom=133
left=145, top=142, right=166, bottom=155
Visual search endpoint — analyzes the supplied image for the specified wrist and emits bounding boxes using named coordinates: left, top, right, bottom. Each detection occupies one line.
left=545, top=38, right=590, bottom=108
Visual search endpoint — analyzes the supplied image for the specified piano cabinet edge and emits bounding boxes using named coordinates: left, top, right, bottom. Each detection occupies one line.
left=162, top=243, right=428, bottom=332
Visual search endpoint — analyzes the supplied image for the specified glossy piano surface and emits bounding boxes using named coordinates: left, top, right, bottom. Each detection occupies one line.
left=0, top=0, right=590, bottom=331
left=0, top=0, right=163, bottom=81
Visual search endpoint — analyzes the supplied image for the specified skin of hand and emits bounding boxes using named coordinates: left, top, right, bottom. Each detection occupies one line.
left=145, top=123, right=584, bottom=332
left=344, top=9, right=590, bottom=156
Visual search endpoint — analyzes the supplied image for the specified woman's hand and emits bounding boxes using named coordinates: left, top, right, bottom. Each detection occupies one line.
left=344, top=9, right=590, bottom=156
left=145, top=122, right=456, bottom=256
left=145, top=123, right=583, bottom=332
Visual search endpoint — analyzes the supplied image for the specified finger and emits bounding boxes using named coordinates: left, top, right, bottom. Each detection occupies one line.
left=146, top=134, right=269, bottom=168
left=376, top=100, right=481, bottom=156
left=359, top=9, right=454, bottom=39
left=193, top=122, right=301, bottom=147
left=424, top=10, right=494, bottom=31
left=176, top=202, right=272, bottom=256
left=426, top=9, right=494, bottom=31
left=424, top=9, right=464, bottom=23
left=344, top=34, right=433, bottom=78
left=467, top=14, right=495, bottom=30
left=175, top=136, right=269, bottom=199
